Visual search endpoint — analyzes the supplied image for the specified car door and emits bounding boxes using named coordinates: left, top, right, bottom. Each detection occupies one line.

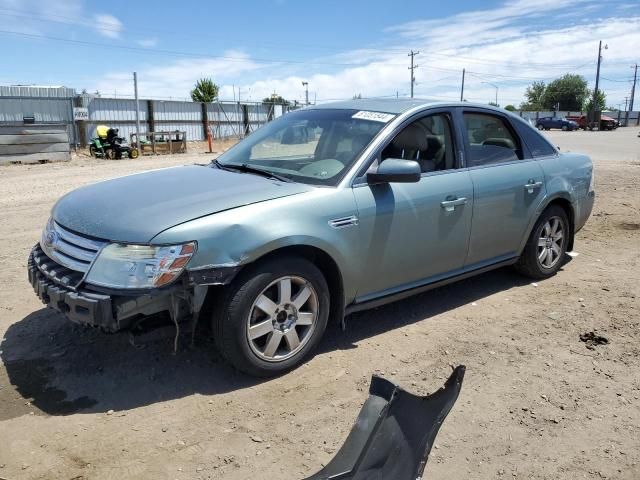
left=461, top=109, right=546, bottom=267
left=351, top=110, right=474, bottom=301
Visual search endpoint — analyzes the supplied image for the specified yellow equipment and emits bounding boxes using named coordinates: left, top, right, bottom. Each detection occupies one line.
left=96, top=125, right=109, bottom=139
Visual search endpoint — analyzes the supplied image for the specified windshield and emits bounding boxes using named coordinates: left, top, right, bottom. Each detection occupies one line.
left=215, top=109, right=393, bottom=186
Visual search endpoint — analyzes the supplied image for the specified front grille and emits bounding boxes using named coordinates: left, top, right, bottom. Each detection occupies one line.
left=41, top=221, right=108, bottom=273
left=32, top=244, right=85, bottom=289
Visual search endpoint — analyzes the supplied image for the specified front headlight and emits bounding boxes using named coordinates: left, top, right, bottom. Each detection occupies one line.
left=85, top=242, right=196, bottom=289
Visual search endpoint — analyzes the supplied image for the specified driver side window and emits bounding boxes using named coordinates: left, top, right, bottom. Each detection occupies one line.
left=381, top=113, right=456, bottom=173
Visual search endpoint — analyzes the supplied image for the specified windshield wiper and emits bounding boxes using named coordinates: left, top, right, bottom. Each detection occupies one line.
left=214, top=160, right=293, bottom=183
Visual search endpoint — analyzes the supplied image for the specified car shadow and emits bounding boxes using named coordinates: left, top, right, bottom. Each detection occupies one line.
left=320, top=266, right=533, bottom=353
left=1, top=264, right=555, bottom=419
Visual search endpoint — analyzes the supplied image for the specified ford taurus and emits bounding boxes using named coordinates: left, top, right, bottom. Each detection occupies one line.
left=29, top=99, right=595, bottom=376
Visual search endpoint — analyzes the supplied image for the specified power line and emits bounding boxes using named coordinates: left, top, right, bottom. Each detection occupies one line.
left=0, top=29, right=409, bottom=67
left=0, top=8, right=619, bottom=71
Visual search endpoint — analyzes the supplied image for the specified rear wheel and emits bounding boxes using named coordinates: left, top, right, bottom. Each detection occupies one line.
left=89, top=144, right=97, bottom=157
left=129, top=148, right=139, bottom=159
left=515, top=205, right=570, bottom=279
left=212, top=257, right=330, bottom=377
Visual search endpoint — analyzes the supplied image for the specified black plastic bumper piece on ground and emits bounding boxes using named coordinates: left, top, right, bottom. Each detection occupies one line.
left=28, top=250, right=117, bottom=331
left=304, top=365, right=466, bottom=480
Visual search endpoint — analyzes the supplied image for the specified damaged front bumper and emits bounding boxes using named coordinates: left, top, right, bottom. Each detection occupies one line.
left=28, top=244, right=237, bottom=332
left=305, top=365, right=465, bottom=479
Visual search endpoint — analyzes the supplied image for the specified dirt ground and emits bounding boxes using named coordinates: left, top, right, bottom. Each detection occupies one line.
left=0, top=128, right=638, bottom=480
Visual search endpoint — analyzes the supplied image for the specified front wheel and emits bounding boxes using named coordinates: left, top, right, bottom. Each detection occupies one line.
left=212, top=257, right=330, bottom=376
left=561, top=125, right=568, bottom=131
left=537, top=124, right=544, bottom=130
left=129, top=148, right=139, bottom=159
left=515, top=205, right=570, bottom=279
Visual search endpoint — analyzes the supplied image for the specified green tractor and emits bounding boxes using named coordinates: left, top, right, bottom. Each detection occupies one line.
left=89, top=125, right=139, bottom=159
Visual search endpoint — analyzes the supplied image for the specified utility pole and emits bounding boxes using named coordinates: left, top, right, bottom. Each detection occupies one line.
left=460, top=68, right=465, bottom=102
left=133, top=72, right=141, bottom=156
left=482, top=81, right=499, bottom=107
left=591, top=40, right=607, bottom=126
left=408, top=50, right=419, bottom=98
left=302, top=81, right=309, bottom=106
left=625, top=63, right=637, bottom=126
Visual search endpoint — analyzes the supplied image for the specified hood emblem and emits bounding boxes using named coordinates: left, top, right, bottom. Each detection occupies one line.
left=44, top=230, right=58, bottom=249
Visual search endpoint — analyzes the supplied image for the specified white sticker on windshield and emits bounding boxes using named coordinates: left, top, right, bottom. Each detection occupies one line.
left=351, top=111, right=395, bottom=123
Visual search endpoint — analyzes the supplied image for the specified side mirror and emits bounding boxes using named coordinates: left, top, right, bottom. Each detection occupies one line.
left=367, top=159, right=421, bottom=184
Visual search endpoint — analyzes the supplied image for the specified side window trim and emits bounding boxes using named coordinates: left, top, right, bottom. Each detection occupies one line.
left=352, top=108, right=458, bottom=185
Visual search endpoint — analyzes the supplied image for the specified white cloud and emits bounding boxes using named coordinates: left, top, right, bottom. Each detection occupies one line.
left=0, top=0, right=82, bottom=34
left=92, top=1, right=640, bottom=106
left=92, top=50, right=266, bottom=100
left=138, top=38, right=158, bottom=48
left=94, top=13, right=122, bottom=39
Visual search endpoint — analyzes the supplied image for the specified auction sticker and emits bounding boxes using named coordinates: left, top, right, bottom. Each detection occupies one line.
left=352, top=111, right=395, bottom=123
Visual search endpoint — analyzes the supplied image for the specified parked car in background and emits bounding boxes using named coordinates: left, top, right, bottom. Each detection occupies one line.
left=566, top=114, right=619, bottom=130
left=535, top=116, right=578, bottom=131
left=29, top=100, right=595, bottom=376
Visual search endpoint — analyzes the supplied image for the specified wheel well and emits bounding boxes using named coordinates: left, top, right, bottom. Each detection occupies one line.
left=204, top=245, right=345, bottom=327
left=546, top=198, right=575, bottom=251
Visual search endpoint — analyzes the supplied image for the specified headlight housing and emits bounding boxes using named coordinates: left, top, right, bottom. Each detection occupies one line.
left=85, top=242, right=196, bottom=289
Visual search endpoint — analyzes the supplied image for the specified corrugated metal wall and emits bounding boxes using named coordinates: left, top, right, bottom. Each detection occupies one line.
left=0, top=97, right=72, bottom=123
left=0, top=86, right=76, bottom=98
left=153, top=100, right=201, bottom=140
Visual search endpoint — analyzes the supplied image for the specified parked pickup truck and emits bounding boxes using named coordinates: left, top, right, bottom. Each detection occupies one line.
left=29, top=100, right=595, bottom=376
left=566, top=114, right=619, bottom=130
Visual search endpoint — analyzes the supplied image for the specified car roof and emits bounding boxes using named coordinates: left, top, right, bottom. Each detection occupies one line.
left=304, top=98, right=505, bottom=115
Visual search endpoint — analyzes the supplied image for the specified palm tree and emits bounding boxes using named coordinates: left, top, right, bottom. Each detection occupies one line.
left=190, top=78, right=219, bottom=102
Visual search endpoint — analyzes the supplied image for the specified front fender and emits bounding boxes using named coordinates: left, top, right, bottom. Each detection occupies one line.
left=152, top=188, right=363, bottom=302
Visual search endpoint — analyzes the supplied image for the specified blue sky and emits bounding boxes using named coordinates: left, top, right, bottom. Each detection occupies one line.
left=0, top=0, right=638, bottom=107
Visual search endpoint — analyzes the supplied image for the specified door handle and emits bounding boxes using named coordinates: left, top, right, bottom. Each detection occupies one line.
left=524, top=181, right=543, bottom=194
left=440, top=197, right=468, bottom=212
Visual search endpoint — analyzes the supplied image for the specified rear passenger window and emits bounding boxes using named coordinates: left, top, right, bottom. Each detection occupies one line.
left=463, top=113, right=523, bottom=167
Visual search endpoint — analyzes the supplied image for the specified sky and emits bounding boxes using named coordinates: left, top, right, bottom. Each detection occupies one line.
left=0, top=0, right=638, bottom=108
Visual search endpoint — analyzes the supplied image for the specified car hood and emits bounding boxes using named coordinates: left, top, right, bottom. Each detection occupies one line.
left=52, top=165, right=313, bottom=243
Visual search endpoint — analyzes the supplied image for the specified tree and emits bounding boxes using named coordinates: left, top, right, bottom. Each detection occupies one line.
left=262, top=93, right=290, bottom=106
left=488, top=101, right=499, bottom=107
left=352, top=93, right=362, bottom=99
left=190, top=78, right=219, bottom=102
left=504, top=104, right=517, bottom=112
left=542, top=74, right=588, bottom=111
left=521, top=81, right=546, bottom=110
left=584, top=89, right=607, bottom=112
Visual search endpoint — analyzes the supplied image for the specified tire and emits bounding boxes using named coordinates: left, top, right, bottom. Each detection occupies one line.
left=561, top=125, right=568, bottom=131
left=515, top=205, right=570, bottom=279
left=537, top=124, right=544, bottom=130
left=129, top=148, right=139, bottom=159
left=212, top=257, right=330, bottom=377
left=89, top=144, right=97, bottom=157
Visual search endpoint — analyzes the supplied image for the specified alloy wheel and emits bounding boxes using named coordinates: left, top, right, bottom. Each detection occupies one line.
left=246, top=275, right=319, bottom=362
left=537, top=216, right=565, bottom=269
